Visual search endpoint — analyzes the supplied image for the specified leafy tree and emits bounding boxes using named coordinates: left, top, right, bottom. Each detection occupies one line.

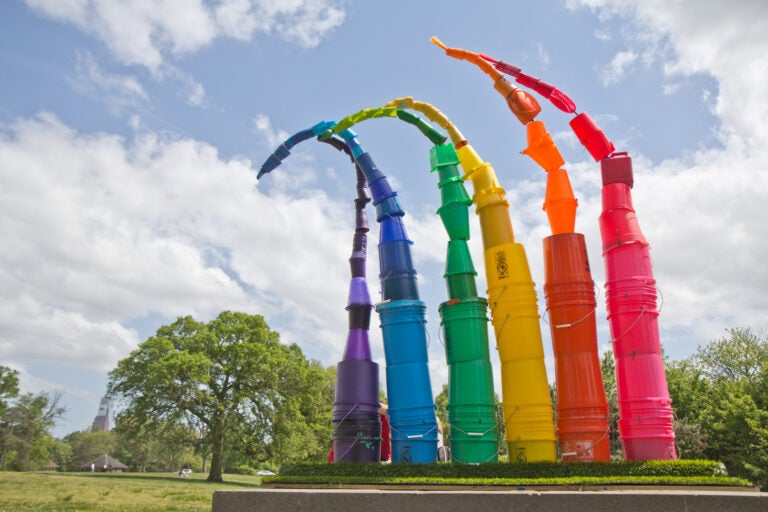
left=108, top=311, right=333, bottom=482
left=699, top=385, right=768, bottom=488
left=62, top=430, right=117, bottom=471
left=695, top=327, right=768, bottom=406
left=664, top=358, right=710, bottom=458
left=0, top=366, right=19, bottom=416
left=434, top=384, right=449, bottom=446
left=689, top=327, right=768, bottom=488
left=0, top=391, right=65, bottom=470
left=600, top=350, right=621, bottom=459
left=112, top=414, right=196, bottom=472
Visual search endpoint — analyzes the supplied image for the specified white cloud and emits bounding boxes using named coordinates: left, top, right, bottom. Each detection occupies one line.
left=569, top=0, right=768, bottom=144
left=26, top=0, right=347, bottom=72
left=593, top=29, right=611, bottom=41
left=69, top=50, right=148, bottom=116
left=599, top=50, right=638, bottom=85
left=536, top=43, right=551, bottom=69
left=0, top=112, right=355, bottom=374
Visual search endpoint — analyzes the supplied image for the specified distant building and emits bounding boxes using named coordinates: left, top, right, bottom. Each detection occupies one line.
left=91, top=396, right=113, bottom=432
left=81, top=454, right=128, bottom=473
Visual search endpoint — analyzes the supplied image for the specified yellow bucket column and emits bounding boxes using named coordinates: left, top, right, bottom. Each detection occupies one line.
left=458, top=143, right=556, bottom=462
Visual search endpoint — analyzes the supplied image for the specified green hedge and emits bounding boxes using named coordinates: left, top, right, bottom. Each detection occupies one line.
left=266, top=474, right=752, bottom=488
left=278, top=460, right=729, bottom=479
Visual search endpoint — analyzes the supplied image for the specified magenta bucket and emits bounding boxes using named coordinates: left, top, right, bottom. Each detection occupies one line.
left=599, top=154, right=675, bottom=460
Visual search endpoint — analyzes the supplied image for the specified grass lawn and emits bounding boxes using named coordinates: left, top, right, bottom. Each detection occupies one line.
left=0, top=472, right=262, bottom=512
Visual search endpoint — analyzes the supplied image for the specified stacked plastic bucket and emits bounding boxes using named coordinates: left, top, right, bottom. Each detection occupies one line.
left=342, top=131, right=438, bottom=463
left=331, top=163, right=381, bottom=462
left=543, top=233, right=610, bottom=461
left=599, top=152, right=676, bottom=460
left=457, top=143, right=557, bottom=462
left=433, top=143, right=498, bottom=464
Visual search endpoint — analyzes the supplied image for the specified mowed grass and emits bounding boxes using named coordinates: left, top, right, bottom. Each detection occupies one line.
left=0, top=471, right=262, bottom=512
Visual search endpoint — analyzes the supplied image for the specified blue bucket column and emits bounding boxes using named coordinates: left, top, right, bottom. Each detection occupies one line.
left=341, top=130, right=438, bottom=463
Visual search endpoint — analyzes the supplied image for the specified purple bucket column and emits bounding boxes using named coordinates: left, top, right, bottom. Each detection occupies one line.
left=332, top=164, right=382, bottom=462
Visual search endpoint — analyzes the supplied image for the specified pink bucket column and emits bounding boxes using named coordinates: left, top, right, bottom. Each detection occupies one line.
left=599, top=152, right=676, bottom=460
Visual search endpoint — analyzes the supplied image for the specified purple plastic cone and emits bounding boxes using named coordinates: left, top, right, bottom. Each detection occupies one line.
left=343, top=329, right=372, bottom=360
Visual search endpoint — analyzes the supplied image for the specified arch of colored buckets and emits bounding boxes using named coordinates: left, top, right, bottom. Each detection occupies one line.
left=322, top=107, right=500, bottom=464
left=257, top=36, right=677, bottom=463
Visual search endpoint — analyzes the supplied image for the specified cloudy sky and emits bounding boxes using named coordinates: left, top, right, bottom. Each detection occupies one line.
left=1, top=0, right=766, bottom=437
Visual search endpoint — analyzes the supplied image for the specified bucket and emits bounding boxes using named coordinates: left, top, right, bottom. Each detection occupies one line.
left=449, top=406, right=499, bottom=464
left=379, top=240, right=414, bottom=276
left=377, top=300, right=429, bottom=366
left=491, top=302, right=545, bottom=363
left=346, top=277, right=372, bottom=309
left=385, top=362, right=435, bottom=412
left=504, top=404, right=558, bottom=464
left=375, top=195, right=404, bottom=221
left=333, top=416, right=382, bottom=462
left=599, top=183, right=648, bottom=253
left=476, top=201, right=515, bottom=249
left=440, top=298, right=491, bottom=364
left=342, top=328, right=371, bottom=360
left=543, top=169, right=577, bottom=235
left=483, top=243, right=534, bottom=288
left=543, top=233, right=608, bottom=463
left=557, top=406, right=610, bottom=462
left=444, top=240, right=477, bottom=276
left=438, top=174, right=472, bottom=207
left=437, top=202, right=470, bottom=240
left=333, top=359, right=379, bottom=420
left=389, top=414, right=438, bottom=464
left=553, top=352, right=608, bottom=409
left=615, top=355, right=672, bottom=404
left=430, top=142, right=461, bottom=171
left=603, top=243, right=653, bottom=281
left=448, top=360, right=495, bottom=405
left=501, top=362, right=557, bottom=462
left=381, top=272, right=419, bottom=301
left=618, top=401, right=676, bottom=461
left=445, top=272, right=478, bottom=299
left=367, top=175, right=395, bottom=203
left=379, top=216, right=411, bottom=244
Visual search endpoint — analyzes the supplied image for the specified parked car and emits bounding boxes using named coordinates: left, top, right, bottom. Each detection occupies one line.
left=256, top=469, right=276, bottom=476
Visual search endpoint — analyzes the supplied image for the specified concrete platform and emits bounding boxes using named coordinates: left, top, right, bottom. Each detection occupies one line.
left=213, top=488, right=767, bottom=512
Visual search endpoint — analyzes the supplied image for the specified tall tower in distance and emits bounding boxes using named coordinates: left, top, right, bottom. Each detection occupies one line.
left=91, top=397, right=112, bottom=432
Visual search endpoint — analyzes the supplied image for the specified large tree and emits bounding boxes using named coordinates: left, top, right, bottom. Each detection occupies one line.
left=0, top=391, right=65, bottom=470
left=107, top=311, right=333, bottom=482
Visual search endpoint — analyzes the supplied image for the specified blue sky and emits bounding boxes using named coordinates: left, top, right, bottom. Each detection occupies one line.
left=1, top=0, right=766, bottom=437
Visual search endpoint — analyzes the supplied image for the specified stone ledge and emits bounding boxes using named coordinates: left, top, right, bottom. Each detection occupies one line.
left=213, top=488, right=768, bottom=512
left=262, top=482, right=760, bottom=492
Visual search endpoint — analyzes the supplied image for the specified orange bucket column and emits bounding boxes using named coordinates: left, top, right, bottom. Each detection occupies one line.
left=525, top=120, right=610, bottom=462
left=543, top=234, right=610, bottom=461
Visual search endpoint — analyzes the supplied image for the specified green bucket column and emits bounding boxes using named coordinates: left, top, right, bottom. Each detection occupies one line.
left=433, top=143, right=499, bottom=463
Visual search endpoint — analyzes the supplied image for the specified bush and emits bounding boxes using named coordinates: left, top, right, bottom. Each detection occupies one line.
left=279, top=459, right=729, bottom=479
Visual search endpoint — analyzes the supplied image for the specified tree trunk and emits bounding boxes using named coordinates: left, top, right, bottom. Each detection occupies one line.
left=206, top=429, right=225, bottom=482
